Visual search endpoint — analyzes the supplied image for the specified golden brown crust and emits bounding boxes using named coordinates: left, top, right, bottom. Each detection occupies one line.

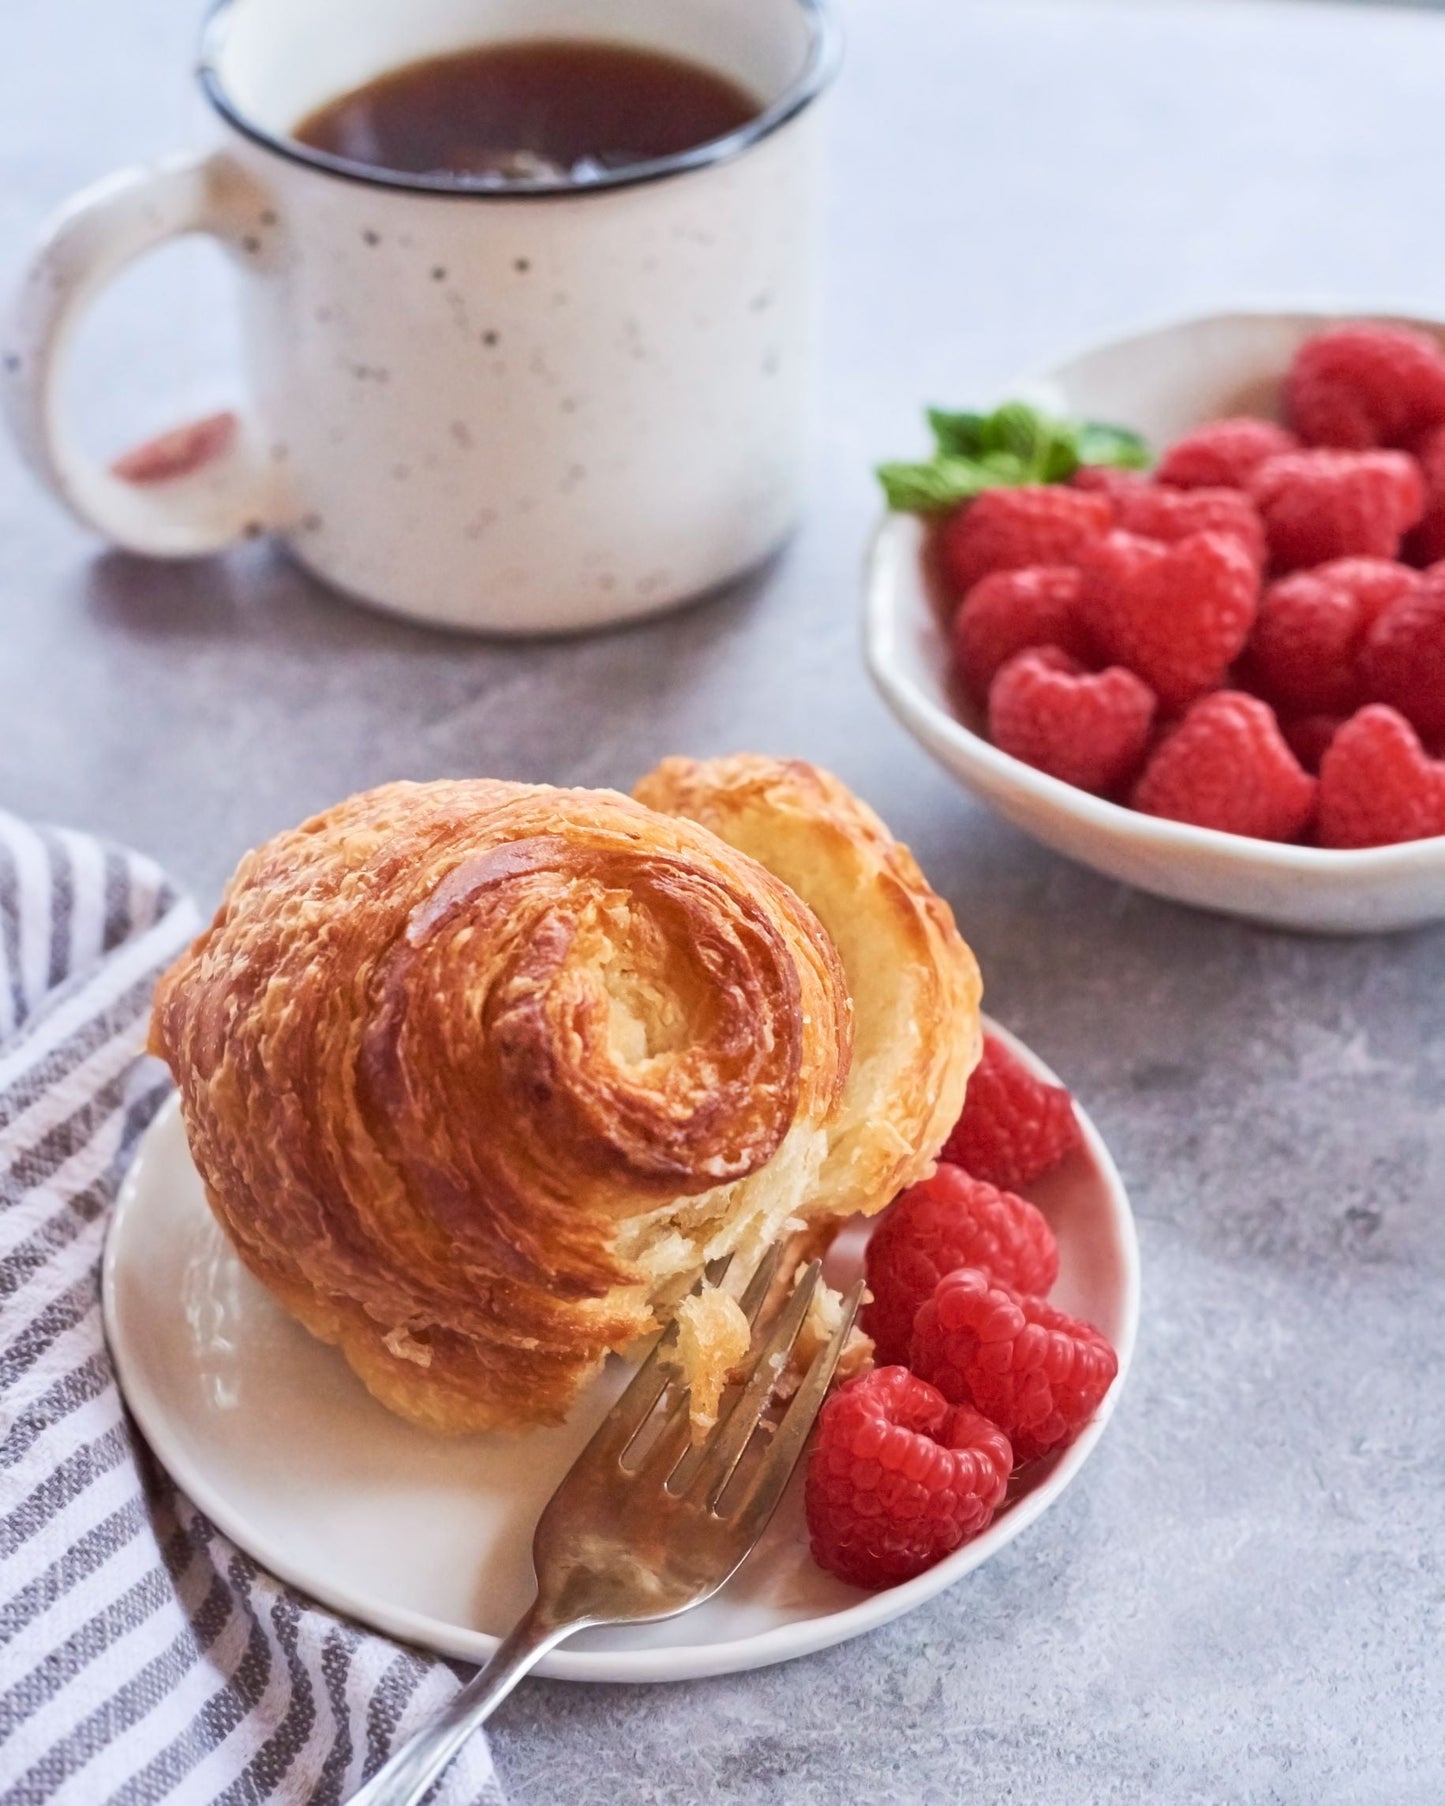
left=150, top=762, right=979, bottom=1436
left=633, top=755, right=983, bottom=1222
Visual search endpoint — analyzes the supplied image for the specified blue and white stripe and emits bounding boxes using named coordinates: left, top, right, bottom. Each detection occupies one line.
left=0, top=812, right=504, bottom=1805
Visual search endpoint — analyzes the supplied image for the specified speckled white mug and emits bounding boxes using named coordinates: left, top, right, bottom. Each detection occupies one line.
left=3, top=0, right=838, bottom=634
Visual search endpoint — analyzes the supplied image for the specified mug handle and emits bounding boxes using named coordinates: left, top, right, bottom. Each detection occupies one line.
left=2, top=149, right=287, bottom=557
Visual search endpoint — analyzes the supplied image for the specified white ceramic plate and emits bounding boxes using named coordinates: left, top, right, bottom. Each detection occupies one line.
left=103, top=1022, right=1138, bottom=1683
left=864, top=309, right=1445, bottom=934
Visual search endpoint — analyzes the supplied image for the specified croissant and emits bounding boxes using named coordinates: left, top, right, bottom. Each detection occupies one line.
left=150, top=757, right=981, bottom=1435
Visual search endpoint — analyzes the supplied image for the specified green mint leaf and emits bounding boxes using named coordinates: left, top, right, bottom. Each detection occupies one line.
left=988, top=401, right=1052, bottom=467
left=876, top=457, right=996, bottom=513
left=1039, top=431, right=1083, bottom=483
left=1075, top=420, right=1151, bottom=470
left=880, top=403, right=1151, bottom=512
left=927, top=409, right=991, bottom=457
left=877, top=448, right=1036, bottom=512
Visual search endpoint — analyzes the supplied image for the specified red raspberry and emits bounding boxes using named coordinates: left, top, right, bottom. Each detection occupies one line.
left=988, top=648, right=1156, bottom=796
left=951, top=566, right=1092, bottom=703
left=910, top=1269, right=1118, bottom=1464
left=1403, top=422, right=1445, bottom=567
left=940, top=1031, right=1084, bottom=1192
left=1071, top=465, right=1149, bottom=498
left=862, top=1164, right=1059, bottom=1366
left=1359, top=573, right=1445, bottom=739
left=1247, top=558, right=1422, bottom=715
left=1132, top=691, right=1317, bottom=841
left=1281, top=713, right=1345, bottom=776
left=1111, top=483, right=1266, bottom=569
left=1079, top=529, right=1259, bottom=711
left=1249, top=450, right=1425, bottom=572
left=1285, top=322, right=1445, bottom=451
left=1317, top=705, right=1445, bottom=848
left=1155, top=417, right=1299, bottom=490
left=805, top=1367, right=1013, bottom=1589
left=938, top=486, right=1113, bottom=599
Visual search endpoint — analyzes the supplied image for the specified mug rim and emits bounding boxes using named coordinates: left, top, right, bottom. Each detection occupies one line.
left=196, top=0, right=841, bottom=199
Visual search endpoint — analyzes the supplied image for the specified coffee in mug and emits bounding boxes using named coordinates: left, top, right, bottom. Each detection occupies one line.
left=3, top=0, right=840, bottom=636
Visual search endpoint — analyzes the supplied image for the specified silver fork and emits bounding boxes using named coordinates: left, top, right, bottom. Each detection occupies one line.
left=347, top=1252, right=864, bottom=1806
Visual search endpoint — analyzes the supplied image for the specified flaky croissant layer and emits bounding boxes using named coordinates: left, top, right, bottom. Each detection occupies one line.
left=151, top=757, right=982, bottom=1434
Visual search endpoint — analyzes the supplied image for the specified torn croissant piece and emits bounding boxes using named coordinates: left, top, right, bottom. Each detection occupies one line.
left=149, top=756, right=981, bottom=1436
left=673, top=1288, right=753, bottom=1434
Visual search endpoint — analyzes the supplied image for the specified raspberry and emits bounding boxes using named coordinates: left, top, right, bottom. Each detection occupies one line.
left=1317, top=706, right=1445, bottom=848
left=1249, top=450, right=1425, bottom=572
left=1359, top=573, right=1445, bottom=739
left=951, top=566, right=1092, bottom=703
left=1281, top=713, right=1344, bottom=776
left=1079, top=529, right=1259, bottom=711
left=1403, top=422, right=1445, bottom=568
left=1071, top=465, right=1149, bottom=498
left=1155, top=417, right=1299, bottom=490
left=1111, top=483, right=1266, bottom=569
left=862, top=1164, right=1059, bottom=1366
left=804, top=1367, right=1013, bottom=1589
left=1247, top=558, right=1422, bottom=715
left=1132, top=691, right=1317, bottom=841
left=910, top=1269, right=1118, bottom=1464
left=1285, top=322, right=1445, bottom=451
left=940, top=1032, right=1084, bottom=1191
left=938, top=486, right=1113, bottom=599
left=988, top=648, right=1156, bottom=796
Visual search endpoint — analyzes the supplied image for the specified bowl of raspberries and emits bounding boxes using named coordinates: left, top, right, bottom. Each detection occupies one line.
left=804, top=1022, right=1136, bottom=1602
left=864, top=312, right=1445, bottom=932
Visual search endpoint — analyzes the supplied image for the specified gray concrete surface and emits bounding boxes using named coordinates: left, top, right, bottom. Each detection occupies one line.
left=3, top=0, right=1443, bottom=1801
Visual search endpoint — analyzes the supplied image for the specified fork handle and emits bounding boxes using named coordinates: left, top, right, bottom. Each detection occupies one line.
left=346, top=1599, right=578, bottom=1806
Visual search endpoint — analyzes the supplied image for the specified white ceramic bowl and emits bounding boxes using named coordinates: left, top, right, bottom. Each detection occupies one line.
left=864, top=309, right=1445, bottom=935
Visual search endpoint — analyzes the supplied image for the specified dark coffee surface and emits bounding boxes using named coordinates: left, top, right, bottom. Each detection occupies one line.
left=294, top=39, right=760, bottom=184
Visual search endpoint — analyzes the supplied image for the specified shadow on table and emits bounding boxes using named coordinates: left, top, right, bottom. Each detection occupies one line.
left=81, top=536, right=781, bottom=659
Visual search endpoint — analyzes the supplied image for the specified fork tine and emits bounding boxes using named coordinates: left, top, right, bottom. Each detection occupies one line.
left=679, top=1259, right=823, bottom=1504
left=633, top=1389, right=694, bottom=1482
left=737, top=1243, right=782, bottom=1326
left=581, top=1254, right=734, bottom=1464
left=720, top=1276, right=865, bottom=1519
left=654, top=1243, right=787, bottom=1492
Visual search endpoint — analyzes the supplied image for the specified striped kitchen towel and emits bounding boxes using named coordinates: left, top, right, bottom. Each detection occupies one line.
left=0, top=813, right=506, bottom=1806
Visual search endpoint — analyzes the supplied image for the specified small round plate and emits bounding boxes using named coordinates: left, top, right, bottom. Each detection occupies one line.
left=103, top=1021, right=1139, bottom=1683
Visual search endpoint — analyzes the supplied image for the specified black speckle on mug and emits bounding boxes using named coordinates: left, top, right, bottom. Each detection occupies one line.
left=241, top=235, right=262, bottom=255
left=315, top=305, right=335, bottom=324
left=302, top=512, right=323, bottom=532
left=362, top=229, right=381, bottom=246
left=514, top=257, right=532, bottom=273
left=260, top=209, right=278, bottom=227
left=242, top=520, right=265, bottom=540
left=270, top=442, right=289, bottom=463
left=3, top=352, right=19, bottom=374
left=750, top=290, right=774, bottom=312
left=391, top=463, right=411, bottom=481
left=450, top=421, right=473, bottom=449
left=482, top=330, right=500, bottom=347
left=431, top=266, right=448, bottom=282
left=560, top=396, right=579, bottom=415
